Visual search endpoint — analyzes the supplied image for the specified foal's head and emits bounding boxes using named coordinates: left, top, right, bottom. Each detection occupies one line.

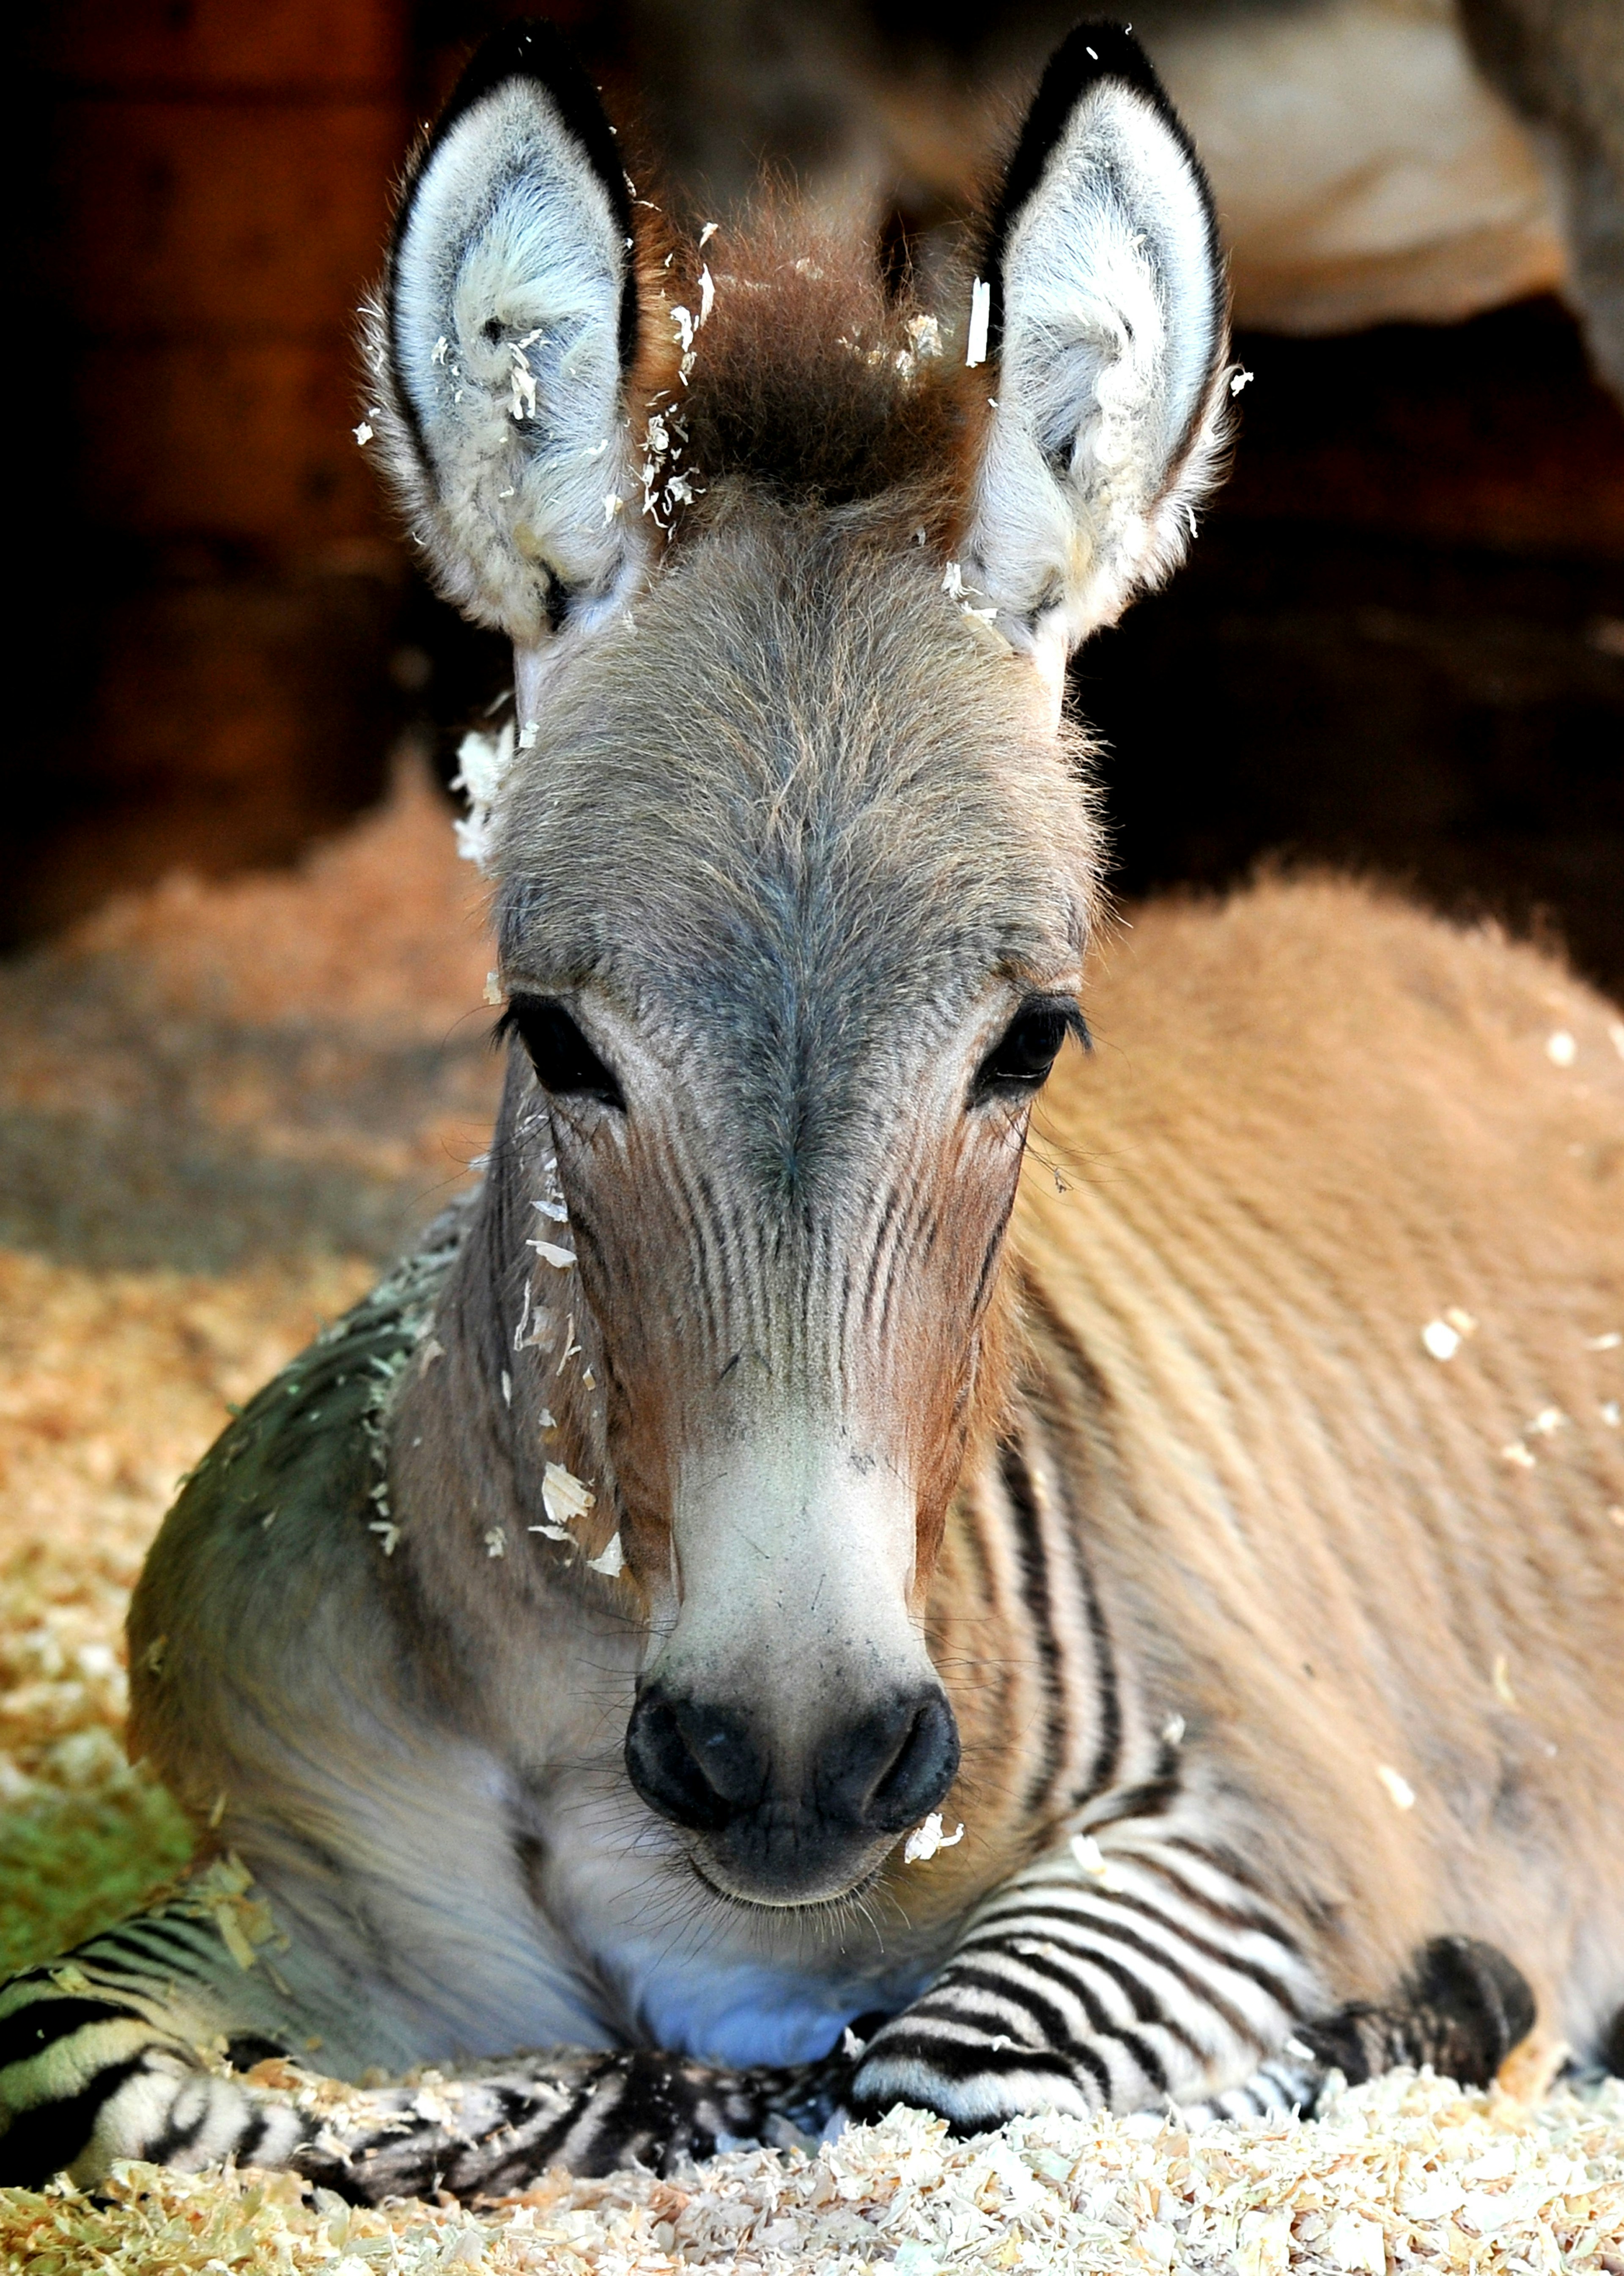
left=373, top=20, right=1227, bottom=1910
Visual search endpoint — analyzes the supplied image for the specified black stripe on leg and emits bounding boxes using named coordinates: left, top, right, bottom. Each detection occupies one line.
left=981, top=1944, right=1175, bottom=2093
left=999, top=1928, right=1197, bottom=2048
left=143, top=2091, right=216, bottom=2166
left=0, top=1998, right=141, bottom=2075
left=235, top=2108, right=273, bottom=2165
left=995, top=1876, right=1305, bottom=2015
left=910, top=1963, right=1075, bottom=2052
left=1129, top=1851, right=1306, bottom=1950
left=966, top=1901, right=1262, bottom=2044
left=93, top=1919, right=215, bottom=1976
left=0, top=2055, right=148, bottom=2188
left=859, top=2029, right=1083, bottom=2090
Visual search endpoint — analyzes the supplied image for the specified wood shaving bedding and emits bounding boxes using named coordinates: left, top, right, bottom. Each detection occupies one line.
left=4, top=2073, right=1620, bottom=2274
left=0, top=1245, right=374, bottom=1977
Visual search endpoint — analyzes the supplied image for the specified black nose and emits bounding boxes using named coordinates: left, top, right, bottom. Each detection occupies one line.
left=623, top=1692, right=762, bottom=1832
left=625, top=1684, right=959, bottom=1839
left=821, top=1687, right=960, bottom=1831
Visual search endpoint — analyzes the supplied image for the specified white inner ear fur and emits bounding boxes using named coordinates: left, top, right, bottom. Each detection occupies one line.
left=964, top=80, right=1228, bottom=719
left=375, top=77, right=647, bottom=678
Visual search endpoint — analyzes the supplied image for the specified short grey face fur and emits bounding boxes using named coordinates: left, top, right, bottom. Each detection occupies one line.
left=490, top=514, right=1098, bottom=1903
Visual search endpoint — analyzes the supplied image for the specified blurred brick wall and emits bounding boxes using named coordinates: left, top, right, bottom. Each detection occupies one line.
left=14, top=0, right=417, bottom=943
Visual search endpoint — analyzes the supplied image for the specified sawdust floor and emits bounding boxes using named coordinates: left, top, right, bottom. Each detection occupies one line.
left=2, top=773, right=1621, bottom=2272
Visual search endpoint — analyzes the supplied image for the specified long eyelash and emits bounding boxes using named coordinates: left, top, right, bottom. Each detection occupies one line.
left=1064, top=1004, right=1092, bottom=1053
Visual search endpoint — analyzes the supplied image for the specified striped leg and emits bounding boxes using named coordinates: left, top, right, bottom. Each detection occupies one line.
left=0, top=1868, right=856, bottom=2196
left=848, top=1811, right=1533, bottom=2133
left=289, top=2046, right=855, bottom=2202
left=848, top=1829, right=1320, bottom=2130
left=3, top=1862, right=1531, bottom=2196
left=0, top=1874, right=326, bottom=2188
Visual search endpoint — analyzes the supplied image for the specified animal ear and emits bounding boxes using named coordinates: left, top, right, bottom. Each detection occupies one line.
left=960, top=23, right=1229, bottom=712
left=366, top=22, right=647, bottom=721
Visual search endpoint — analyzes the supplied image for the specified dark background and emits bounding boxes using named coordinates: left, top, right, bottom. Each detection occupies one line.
left=14, top=1, right=1624, bottom=990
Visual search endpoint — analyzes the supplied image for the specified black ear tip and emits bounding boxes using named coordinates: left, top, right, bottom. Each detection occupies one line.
left=399, top=13, right=639, bottom=372
left=431, top=17, right=626, bottom=212
left=1047, top=19, right=1166, bottom=96
left=436, top=18, right=591, bottom=140
left=984, top=15, right=1215, bottom=363
left=1018, top=18, right=1199, bottom=181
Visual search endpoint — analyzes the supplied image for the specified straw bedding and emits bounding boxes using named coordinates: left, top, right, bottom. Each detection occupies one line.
left=2, top=773, right=1620, bottom=2273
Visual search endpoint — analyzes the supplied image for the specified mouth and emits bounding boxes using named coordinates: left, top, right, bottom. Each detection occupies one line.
left=686, top=1840, right=894, bottom=1917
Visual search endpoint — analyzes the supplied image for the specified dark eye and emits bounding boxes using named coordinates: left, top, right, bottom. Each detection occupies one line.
left=497, top=994, right=625, bottom=1108
left=971, top=997, right=1083, bottom=1102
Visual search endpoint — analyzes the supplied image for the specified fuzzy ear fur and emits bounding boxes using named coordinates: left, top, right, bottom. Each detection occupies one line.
left=365, top=23, right=648, bottom=719
left=961, top=23, right=1230, bottom=713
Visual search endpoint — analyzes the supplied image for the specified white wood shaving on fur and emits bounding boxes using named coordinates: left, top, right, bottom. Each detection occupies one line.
left=1421, top=1320, right=1461, bottom=1361
left=352, top=422, right=374, bottom=447
left=1610, top=1021, right=1624, bottom=1061
left=1500, top=1439, right=1537, bottom=1468
left=903, top=1812, right=965, bottom=1863
left=1070, top=1832, right=1127, bottom=1889
left=587, top=1533, right=625, bottom=1578
left=1588, top=1332, right=1622, bottom=1352
left=10, top=2072, right=1619, bottom=2274
left=529, top=1242, right=576, bottom=1270
left=541, top=1464, right=595, bottom=1531
left=1546, top=1030, right=1578, bottom=1067
left=966, top=278, right=991, bottom=368
left=450, top=724, right=518, bottom=873
left=907, top=313, right=943, bottom=360
left=1527, top=1407, right=1568, bottom=1436
left=1376, top=1763, right=1416, bottom=1810
left=485, top=1527, right=507, bottom=1559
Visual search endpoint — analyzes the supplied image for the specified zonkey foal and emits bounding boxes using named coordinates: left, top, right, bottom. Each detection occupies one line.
left=3, top=18, right=1620, bottom=2201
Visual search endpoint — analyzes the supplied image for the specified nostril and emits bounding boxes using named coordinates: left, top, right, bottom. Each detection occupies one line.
left=837, top=1689, right=961, bottom=1835
left=624, top=1690, right=761, bottom=1833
